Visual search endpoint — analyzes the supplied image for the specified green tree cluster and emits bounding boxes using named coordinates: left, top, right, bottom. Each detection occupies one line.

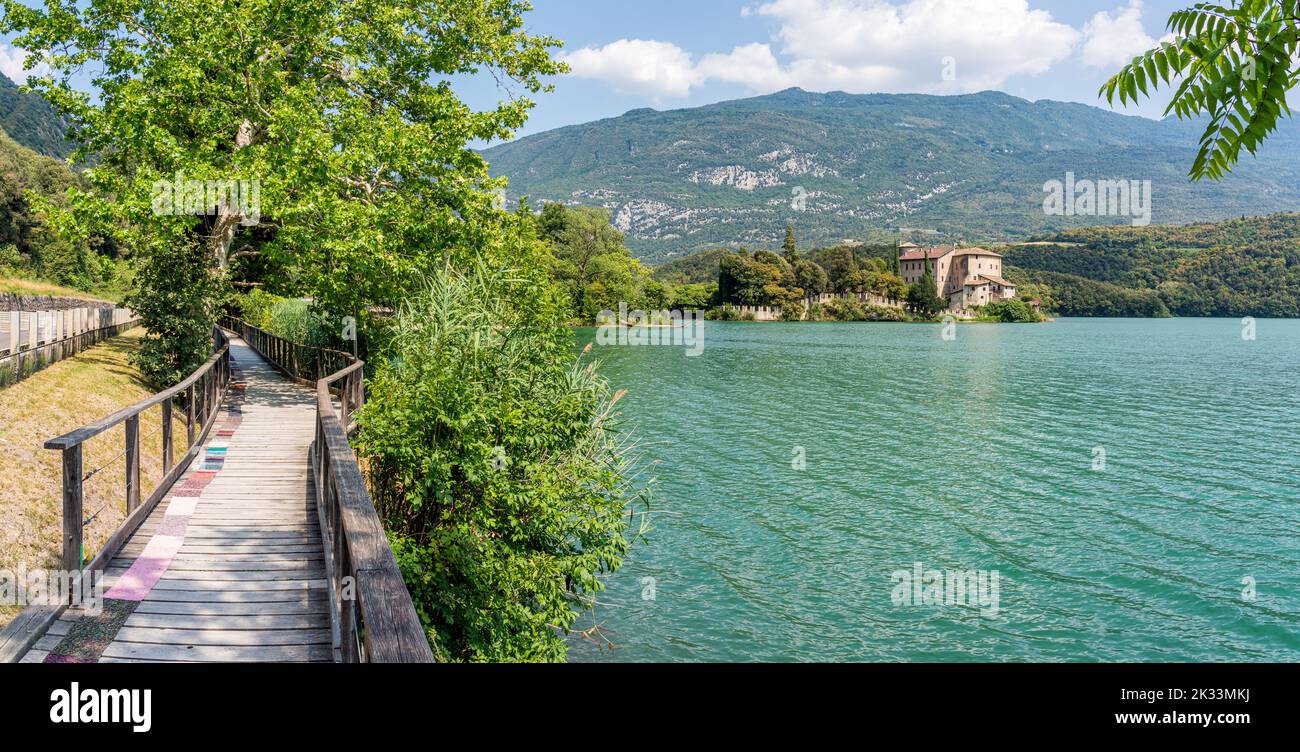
left=0, top=125, right=123, bottom=294
left=1008, top=213, right=1300, bottom=317
left=981, top=298, right=1044, bottom=323
left=539, top=202, right=717, bottom=320
left=716, top=247, right=905, bottom=316
left=2, top=0, right=566, bottom=384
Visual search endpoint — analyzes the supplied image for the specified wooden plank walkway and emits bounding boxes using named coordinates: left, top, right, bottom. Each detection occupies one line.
left=19, top=336, right=334, bottom=663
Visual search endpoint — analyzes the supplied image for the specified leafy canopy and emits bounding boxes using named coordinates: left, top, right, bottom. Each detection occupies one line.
left=1102, top=0, right=1300, bottom=180
left=538, top=203, right=658, bottom=321
left=0, top=0, right=566, bottom=316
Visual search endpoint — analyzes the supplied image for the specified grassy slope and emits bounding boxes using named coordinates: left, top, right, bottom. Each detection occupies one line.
left=0, top=328, right=186, bottom=627
left=0, top=276, right=111, bottom=301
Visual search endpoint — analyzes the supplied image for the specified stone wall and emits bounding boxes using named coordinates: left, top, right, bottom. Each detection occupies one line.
left=805, top=292, right=905, bottom=310
left=727, top=305, right=784, bottom=322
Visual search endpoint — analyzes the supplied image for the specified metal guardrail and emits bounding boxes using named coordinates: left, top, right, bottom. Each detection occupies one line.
left=1, top=308, right=140, bottom=389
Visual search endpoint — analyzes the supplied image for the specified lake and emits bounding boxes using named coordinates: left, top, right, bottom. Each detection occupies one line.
left=569, top=318, right=1300, bottom=662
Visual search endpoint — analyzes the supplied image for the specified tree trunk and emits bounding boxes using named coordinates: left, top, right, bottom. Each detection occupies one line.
left=209, top=119, right=255, bottom=268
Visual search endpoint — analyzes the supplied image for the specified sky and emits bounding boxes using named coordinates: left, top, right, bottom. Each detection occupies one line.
left=1, top=0, right=1186, bottom=141
left=454, top=0, right=1187, bottom=141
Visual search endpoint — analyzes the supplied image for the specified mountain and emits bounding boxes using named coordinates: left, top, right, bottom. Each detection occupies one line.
left=0, top=73, right=72, bottom=159
left=483, top=88, right=1300, bottom=265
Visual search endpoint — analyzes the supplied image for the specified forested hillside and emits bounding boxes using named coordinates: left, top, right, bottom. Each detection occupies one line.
left=1006, top=214, right=1300, bottom=317
left=0, top=124, right=122, bottom=297
left=652, top=214, right=1300, bottom=318
left=0, top=73, right=72, bottom=158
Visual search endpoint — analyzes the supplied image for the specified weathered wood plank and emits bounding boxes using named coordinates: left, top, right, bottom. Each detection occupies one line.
left=100, top=642, right=332, bottom=662
left=125, top=613, right=329, bottom=630
left=114, top=626, right=332, bottom=646
left=135, top=601, right=327, bottom=617
left=142, top=589, right=328, bottom=604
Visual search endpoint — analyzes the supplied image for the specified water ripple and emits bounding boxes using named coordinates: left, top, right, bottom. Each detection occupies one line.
left=571, top=318, right=1300, bottom=662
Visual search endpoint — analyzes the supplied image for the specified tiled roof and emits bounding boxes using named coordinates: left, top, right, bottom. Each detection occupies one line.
left=898, top=246, right=954, bottom=261
left=951, top=247, right=1002, bottom=258
left=899, top=245, right=1003, bottom=261
left=977, top=274, right=1015, bottom=286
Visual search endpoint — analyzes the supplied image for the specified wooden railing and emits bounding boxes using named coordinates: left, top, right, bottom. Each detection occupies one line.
left=45, top=326, right=232, bottom=576
left=219, top=315, right=355, bottom=385
left=0, top=325, right=231, bottom=662
left=221, top=316, right=433, bottom=663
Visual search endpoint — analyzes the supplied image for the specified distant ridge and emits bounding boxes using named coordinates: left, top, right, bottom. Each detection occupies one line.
left=0, top=73, right=72, bottom=159
left=483, top=88, right=1300, bottom=264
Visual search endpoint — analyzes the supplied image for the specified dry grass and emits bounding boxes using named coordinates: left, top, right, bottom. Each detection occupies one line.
left=0, top=328, right=190, bottom=627
left=0, top=276, right=111, bottom=301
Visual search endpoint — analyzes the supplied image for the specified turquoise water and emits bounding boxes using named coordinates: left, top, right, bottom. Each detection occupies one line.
left=570, top=318, right=1300, bottom=662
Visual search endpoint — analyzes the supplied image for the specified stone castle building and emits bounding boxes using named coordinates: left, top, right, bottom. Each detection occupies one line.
left=897, top=242, right=1017, bottom=313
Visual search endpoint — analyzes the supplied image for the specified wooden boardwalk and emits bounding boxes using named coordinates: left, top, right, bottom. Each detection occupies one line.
left=19, top=336, right=334, bottom=663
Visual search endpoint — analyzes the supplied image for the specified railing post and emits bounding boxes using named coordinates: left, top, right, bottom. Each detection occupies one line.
left=125, top=414, right=141, bottom=512
left=204, top=368, right=213, bottom=424
left=161, top=398, right=174, bottom=474
left=197, top=373, right=206, bottom=432
left=186, top=384, right=196, bottom=447
left=341, top=373, right=351, bottom=433
left=335, top=487, right=357, bottom=662
left=61, top=445, right=83, bottom=578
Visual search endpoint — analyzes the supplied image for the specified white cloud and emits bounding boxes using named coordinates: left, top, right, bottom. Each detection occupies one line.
left=696, top=43, right=793, bottom=89
left=754, top=0, right=1079, bottom=92
left=1080, top=1, right=1162, bottom=69
left=561, top=39, right=701, bottom=99
left=564, top=0, right=1082, bottom=99
left=0, top=42, right=44, bottom=84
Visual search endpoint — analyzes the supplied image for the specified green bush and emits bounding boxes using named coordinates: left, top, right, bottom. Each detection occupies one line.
left=230, top=289, right=280, bottom=328
left=356, top=260, right=651, bottom=662
left=668, top=282, right=715, bottom=310
left=823, top=297, right=866, bottom=321
left=982, top=298, right=1043, bottom=323
left=816, top=297, right=910, bottom=322
left=264, top=298, right=337, bottom=348
left=0, top=243, right=20, bottom=273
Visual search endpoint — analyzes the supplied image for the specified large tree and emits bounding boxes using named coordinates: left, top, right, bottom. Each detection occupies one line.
left=539, top=203, right=650, bottom=320
left=1103, top=0, right=1300, bottom=180
left=2, top=0, right=564, bottom=382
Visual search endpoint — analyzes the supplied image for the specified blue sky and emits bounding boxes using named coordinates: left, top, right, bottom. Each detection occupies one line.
left=2, top=0, right=1187, bottom=141
left=454, top=0, right=1187, bottom=140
